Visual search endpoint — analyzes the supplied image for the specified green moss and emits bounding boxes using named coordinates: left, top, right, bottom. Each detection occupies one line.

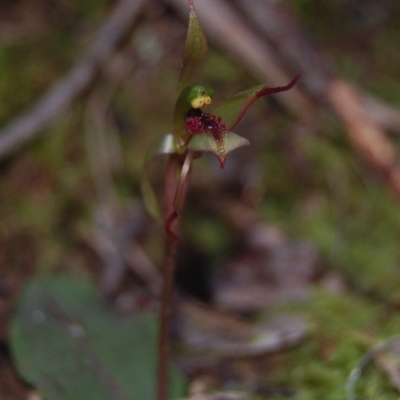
left=265, top=290, right=400, bottom=399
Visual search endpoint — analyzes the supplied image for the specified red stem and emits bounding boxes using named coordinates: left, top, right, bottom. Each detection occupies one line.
left=157, top=152, right=192, bottom=400
left=156, top=232, right=178, bottom=400
left=157, top=156, right=178, bottom=400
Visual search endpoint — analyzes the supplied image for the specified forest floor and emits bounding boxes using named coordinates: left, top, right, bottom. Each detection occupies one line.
left=1, top=0, right=400, bottom=399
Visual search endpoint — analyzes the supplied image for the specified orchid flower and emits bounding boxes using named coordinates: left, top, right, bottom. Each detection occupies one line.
left=142, top=0, right=299, bottom=242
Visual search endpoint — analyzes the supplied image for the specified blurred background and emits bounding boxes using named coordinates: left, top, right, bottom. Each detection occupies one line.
left=1, top=0, right=400, bottom=398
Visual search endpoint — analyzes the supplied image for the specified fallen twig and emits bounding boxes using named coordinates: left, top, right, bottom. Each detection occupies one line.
left=236, top=0, right=400, bottom=134
left=361, top=94, right=400, bottom=133
left=235, top=0, right=332, bottom=103
left=0, top=0, right=146, bottom=160
left=84, top=49, right=138, bottom=297
left=328, top=80, right=400, bottom=198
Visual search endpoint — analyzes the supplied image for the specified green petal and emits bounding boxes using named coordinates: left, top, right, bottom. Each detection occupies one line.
left=223, top=131, right=250, bottom=154
left=188, top=131, right=249, bottom=168
left=178, top=0, right=208, bottom=93
left=214, top=84, right=266, bottom=129
left=141, top=134, right=175, bottom=220
left=215, top=75, right=300, bottom=130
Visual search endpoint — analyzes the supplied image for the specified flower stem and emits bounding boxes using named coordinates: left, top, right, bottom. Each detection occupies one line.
left=156, top=232, right=178, bottom=400
left=156, top=154, right=184, bottom=400
left=157, top=151, right=193, bottom=400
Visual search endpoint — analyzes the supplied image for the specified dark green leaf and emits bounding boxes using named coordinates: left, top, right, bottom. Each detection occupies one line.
left=10, top=275, right=186, bottom=400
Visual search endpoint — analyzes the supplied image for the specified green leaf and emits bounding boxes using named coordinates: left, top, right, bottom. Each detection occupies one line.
left=188, top=131, right=249, bottom=168
left=178, top=0, right=208, bottom=93
left=141, top=134, right=175, bottom=220
left=10, top=275, right=186, bottom=400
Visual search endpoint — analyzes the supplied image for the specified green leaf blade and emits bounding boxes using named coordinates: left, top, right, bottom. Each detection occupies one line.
left=11, top=276, right=186, bottom=400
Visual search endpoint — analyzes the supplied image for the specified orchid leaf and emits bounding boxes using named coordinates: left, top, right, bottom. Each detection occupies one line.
left=215, top=74, right=301, bottom=131
left=178, top=0, right=208, bottom=93
left=141, top=134, right=175, bottom=220
left=188, top=131, right=249, bottom=168
left=10, top=275, right=186, bottom=400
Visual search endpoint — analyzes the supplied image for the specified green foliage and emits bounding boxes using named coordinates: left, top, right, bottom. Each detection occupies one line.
left=10, top=275, right=186, bottom=400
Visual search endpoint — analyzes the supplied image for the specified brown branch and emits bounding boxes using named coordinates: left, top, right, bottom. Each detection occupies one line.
left=236, top=1, right=400, bottom=126
left=234, top=0, right=333, bottom=103
left=328, top=80, right=400, bottom=198
left=237, top=1, right=400, bottom=131
left=361, top=94, right=400, bottom=133
left=0, top=0, right=146, bottom=160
